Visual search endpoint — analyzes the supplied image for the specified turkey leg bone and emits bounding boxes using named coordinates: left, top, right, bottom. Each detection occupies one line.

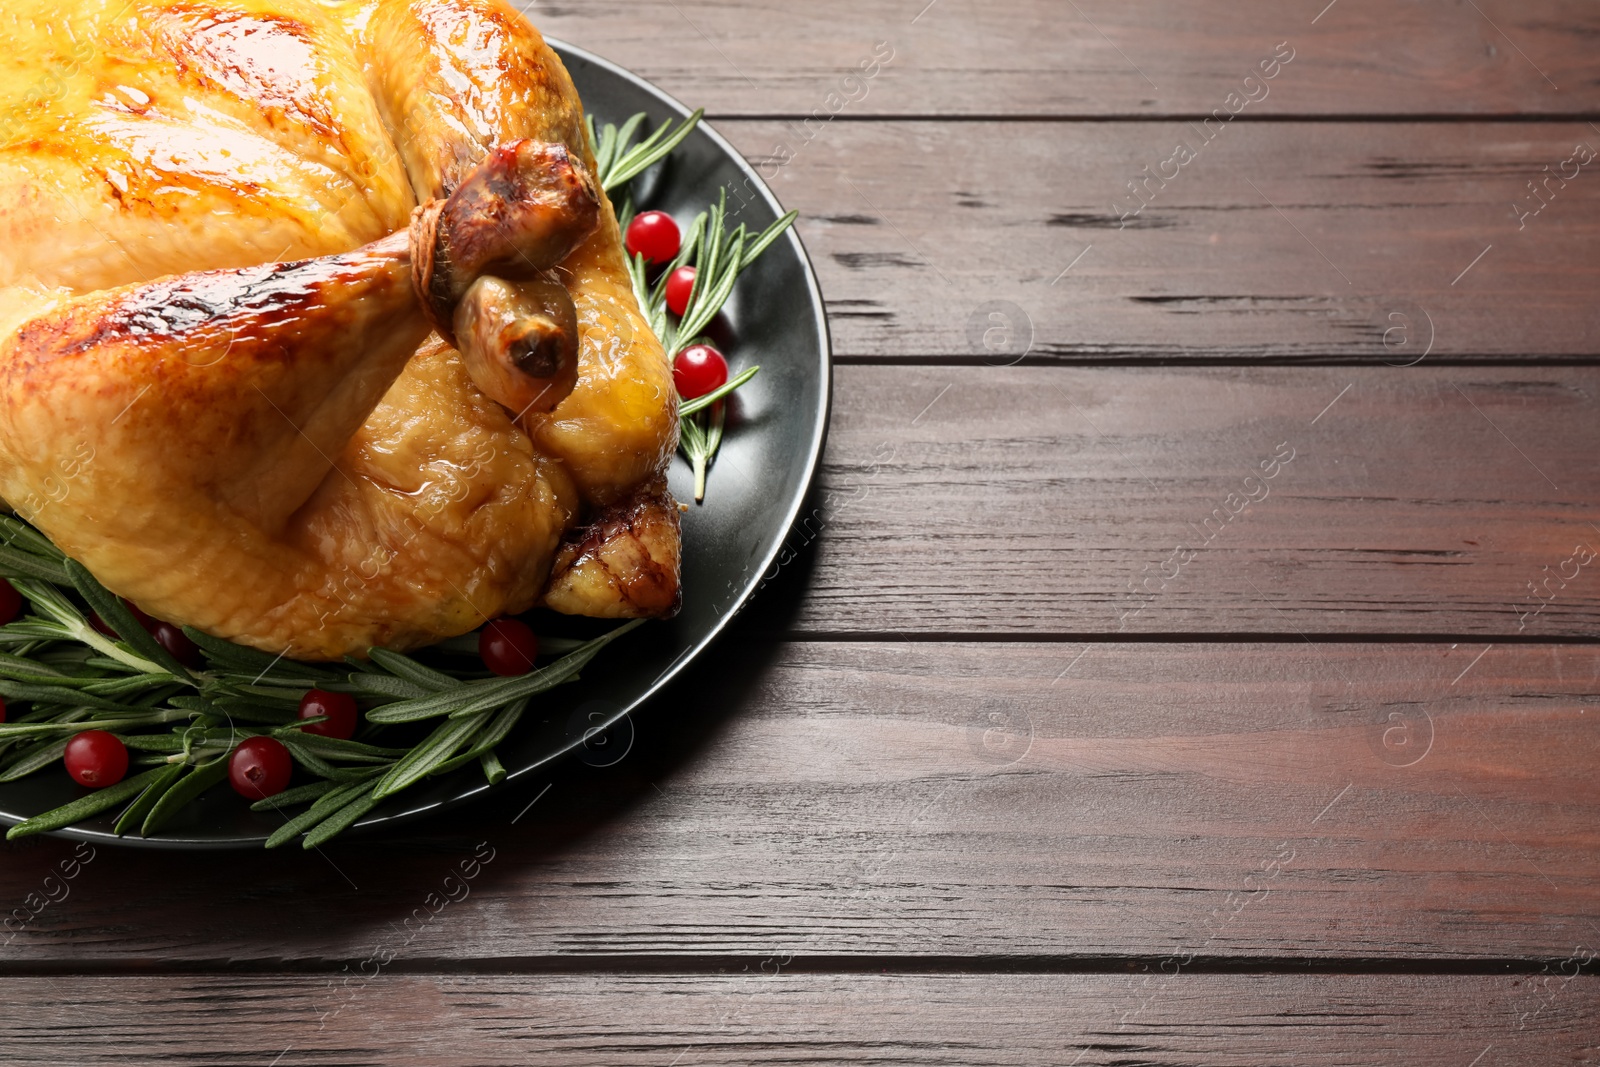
left=410, top=140, right=599, bottom=417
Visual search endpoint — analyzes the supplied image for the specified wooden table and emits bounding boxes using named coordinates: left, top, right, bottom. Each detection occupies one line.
left=5, top=1, right=1599, bottom=1061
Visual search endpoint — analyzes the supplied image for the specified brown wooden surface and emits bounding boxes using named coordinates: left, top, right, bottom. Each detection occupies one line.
left=715, top=120, right=1600, bottom=360
left=3, top=973, right=1595, bottom=1065
left=798, top=365, right=1600, bottom=635
left=6, top=1, right=1600, bottom=1063
left=530, top=0, right=1600, bottom=118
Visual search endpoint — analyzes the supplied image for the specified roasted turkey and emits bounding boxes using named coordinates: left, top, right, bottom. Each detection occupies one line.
left=0, top=0, right=682, bottom=660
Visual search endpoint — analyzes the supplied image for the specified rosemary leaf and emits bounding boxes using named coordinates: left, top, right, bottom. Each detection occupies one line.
left=2, top=620, right=73, bottom=642
left=364, top=648, right=455, bottom=691
left=209, top=683, right=305, bottom=707
left=268, top=728, right=408, bottom=762
left=18, top=704, right=88, bottom=725
left=66, top=560, right=196, bottom=680
left=300, top=786, right=382, bottom=849
left=0, top=633, right=47, bottom=654
left=184, top=626, right=340, bottom=682
left=678, top=231, right=746, bottom=342
left=141, top=757, right=230, bottom=836
left=681, top=400, right=727, bottom=504
left=82, top=673, right=186, bottom=698
left=367, top=620, right=641, bottom=724
left=349, top=673, right=433, bottom=700
left=645, top=213, right=708, bottom=352
left=121, top=734, right=189, bottom=753
left=249, top=777, right=343, bottom=812
left=370, top=711, right=491, bottom=799
left=596, top=109, right=703, bottom=192
left=5, top=766, right=167, bottom=839
left=0, top=542, right=70, bottom=585
left=679, top=412, right=708, bottom=503
left=739, top=209, right=800, bottom=269
left=0, top=652, right=72, bottom=684
left=264, top=778, right=373, bottom=848
left=583, top=113, right=604, bottom=171
left=0, top=680, right=127, bottom=710
left=479, top=750, right=506, bottom=785
left=701, top=403, right=727, bottom=502
left=680, top=409, right=706, bottom=455
left=0, top=737, right=69, bottom=782
left=113, top=761, right=187, bottom=836
left=251, top=769, right=382, bottom=813
left=598, top=112, right=646, bottom=182
left=0, top=711, right=189, bottom=739
left=12, top=579, right=165, bottom=675
left=0, top=516, right=66, bottom=562
left=277, top=735, right=351, bottom=780
left=428, top=698, right=528, bottom=777
left=626, top=249, right=654, bottom=335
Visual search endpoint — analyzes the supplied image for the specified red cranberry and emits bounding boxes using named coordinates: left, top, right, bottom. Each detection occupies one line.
left=228, top=737, right=293, bottom=799
left=298, top=689, right=359, bottom=741
left=153, top=622, right=203, bottom=669
left=0, top=579, right=21, bottom=625
left=479, top=618, right=540, bottom=676
left=665, top=265, right=697, bottom=316
left=64, top=730, right=128, bottom=788
left=673, top=344, right=729, bottom=400
left=624, top=210, right=681, bottom=264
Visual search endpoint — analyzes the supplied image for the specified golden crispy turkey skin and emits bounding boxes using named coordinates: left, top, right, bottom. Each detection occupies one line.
left=0, top=0, right=680, bottom=659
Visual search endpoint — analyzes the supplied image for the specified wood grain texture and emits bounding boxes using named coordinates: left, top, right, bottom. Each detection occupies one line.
left=14, top=0, right=1600, bottom=1053
left=791, top=364, right=1600, bottom=635
left=533, top=0, right=1600, bottom=117
left=1, top=972, right=1595, bottom=1066
left=0, top=641, right=1595, bottom=964
left=707, top=120, right=1600, bottom=360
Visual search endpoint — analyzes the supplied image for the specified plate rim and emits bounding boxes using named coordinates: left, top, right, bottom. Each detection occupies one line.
left=0, top=37, right=833, bottom=849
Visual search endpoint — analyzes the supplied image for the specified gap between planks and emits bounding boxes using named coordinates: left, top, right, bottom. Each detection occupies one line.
left=774, top=631, right=1592, bottom=645
left=0, top=954, right=1578, bottom=978
left=832, top=355, right=1600, bottom=367
left=702, top=112, right=1600, bottom=124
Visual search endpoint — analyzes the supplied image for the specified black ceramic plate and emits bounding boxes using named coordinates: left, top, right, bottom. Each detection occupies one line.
left=0, top=40, right=831, bottom=848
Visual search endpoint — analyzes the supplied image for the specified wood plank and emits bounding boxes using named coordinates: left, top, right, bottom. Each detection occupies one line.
left=706, top=120, right=1600, bottom=360
left=796, top=364, right=1600, bottom=635
left=0, top=972, right=1593, bottom=1065
left=537, top=0, right=1600, bottom=117
left=1, top=641, right=1596, bottom=964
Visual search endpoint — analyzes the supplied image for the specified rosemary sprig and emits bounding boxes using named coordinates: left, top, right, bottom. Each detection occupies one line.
left=4, top=766, right=167, bottom=838
left=597, top=112, right=797, bottom=503
left=625, top=194, right=796, bottom=501
left=587, top=108, right=704, bottom=192
left=364, top=620, right=641, bottom=724
left=624, top=189, right=797, bottom=363
left=679, top=397, right=726, bottom=504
